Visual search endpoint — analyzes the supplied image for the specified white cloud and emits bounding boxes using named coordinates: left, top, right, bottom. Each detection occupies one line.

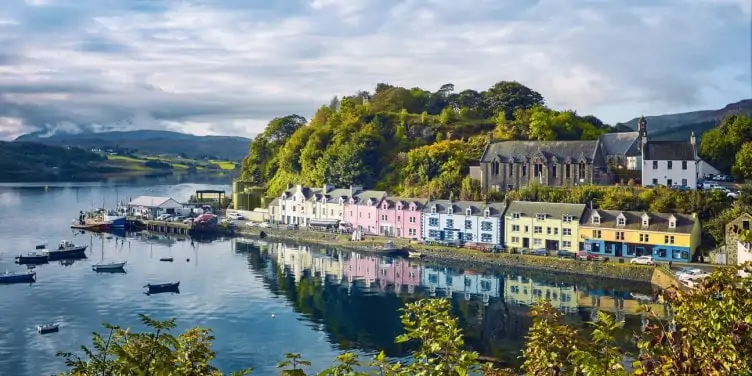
left=0, top=0, right=749, bottom=140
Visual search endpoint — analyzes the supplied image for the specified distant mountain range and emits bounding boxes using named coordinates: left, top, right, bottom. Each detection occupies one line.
left=620, top=99, right=752, bottom=141
left=14, top=130, right=253, bottom=160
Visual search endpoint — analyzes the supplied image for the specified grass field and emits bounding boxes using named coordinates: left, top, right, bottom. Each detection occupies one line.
left=105, top=154, right=239, bottom=172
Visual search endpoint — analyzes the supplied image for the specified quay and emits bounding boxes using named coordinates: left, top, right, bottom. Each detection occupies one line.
left=125, top=217, right=233, bottom=236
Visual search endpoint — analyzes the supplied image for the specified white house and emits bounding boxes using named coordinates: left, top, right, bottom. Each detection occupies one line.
left=127, top=196, right=185, bottom=218
left=277, top=183, right=353, bottom=227
left=420, top=267, right=501, bottom=300
left=421, top=197, right=506, bottom=245
left=638, top=116, right=700, bottom=189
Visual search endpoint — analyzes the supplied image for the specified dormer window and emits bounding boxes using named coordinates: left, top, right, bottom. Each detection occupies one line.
left=396, top=203, right=403, bottom=211
left=616, top=213, right=626, bottom=226
left=536, top=214, right=546, bottom=221
left=512, top=212, right=521, bottom=219
left=382, top=202, right=388, bottom=210
left=641, top=214, right=650, bottom=228
left=592, top=213, right=601, bottom=224
left=466, top=208, right=472, bottom=216
left=339, top=197, right=345, bottom=204
left=484, top=209, right=490, bottom=217
left=447, top=206, right=454, bottom=214
left=668, top=215, right=677, bottom=229
left=431, top=206, right=437, bottom=214
left=409, top=204, right=416, bottom=211
left=562, top=215, right=573, bottom=223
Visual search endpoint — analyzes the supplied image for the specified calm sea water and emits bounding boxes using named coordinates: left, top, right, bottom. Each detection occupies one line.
left=0, top=177, right=663, bottom=375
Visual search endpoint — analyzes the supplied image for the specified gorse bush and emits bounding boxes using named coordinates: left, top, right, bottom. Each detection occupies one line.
left=58, top=264, right=752, bottom=376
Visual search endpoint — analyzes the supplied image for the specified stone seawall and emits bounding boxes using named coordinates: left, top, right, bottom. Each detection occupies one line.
left=238, top=226, right=659, bottom=284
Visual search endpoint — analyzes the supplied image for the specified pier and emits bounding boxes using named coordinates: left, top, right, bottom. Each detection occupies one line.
left=142, top=220, right=192, bottom=235
left=125, top=217, right=233, bottom=236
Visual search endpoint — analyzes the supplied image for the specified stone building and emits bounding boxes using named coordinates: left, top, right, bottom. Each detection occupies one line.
left=711, top=213, right=752, bottom=265
left=476, top=140, right=610, bottom=191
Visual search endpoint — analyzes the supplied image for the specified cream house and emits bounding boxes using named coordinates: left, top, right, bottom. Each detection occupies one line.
left=504, top=201, right=586, bottom=253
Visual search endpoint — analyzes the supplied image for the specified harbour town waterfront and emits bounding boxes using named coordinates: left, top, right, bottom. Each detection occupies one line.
left=1, top=179, right=663, bottom=375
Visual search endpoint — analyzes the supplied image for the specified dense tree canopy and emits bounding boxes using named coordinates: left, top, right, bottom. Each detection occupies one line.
left=240, top=81, right=612, bottom=197
left=699, top=114, right=752, bottom=177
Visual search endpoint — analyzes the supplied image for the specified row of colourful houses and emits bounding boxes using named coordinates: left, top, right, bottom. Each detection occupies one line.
left=268, top=184, right=701, bottom=262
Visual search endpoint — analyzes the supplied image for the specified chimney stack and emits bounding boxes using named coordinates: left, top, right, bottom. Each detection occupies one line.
left=690, top=131, right=696, bottom=146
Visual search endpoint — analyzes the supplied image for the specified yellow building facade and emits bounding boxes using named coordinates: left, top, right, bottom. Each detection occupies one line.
left=503, top=201, right=586, bottom=253
left=579, top=209, right=700, bottom=262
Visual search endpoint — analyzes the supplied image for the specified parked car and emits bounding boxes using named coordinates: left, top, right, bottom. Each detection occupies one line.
left=258, top=222, right=271, bottom=228
left=168, top=215, right=185, bottom=222
left=228, top=213, right=245, bottom=220
left=630, top=255, right=655, bottom=265
left=246, top=221, right=258, bottom=227
left=556, top=250, right=575, bottom=259
left=530, top=248, right=549, bottom=256
left=675, top=268, right=709, bottom=281
left=156, top=214, right=172, bottom=221
left=576, top=251, right=602, bottom=261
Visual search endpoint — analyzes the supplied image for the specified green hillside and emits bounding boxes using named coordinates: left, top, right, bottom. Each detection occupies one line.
left=240, top=81, right=614, bottom=198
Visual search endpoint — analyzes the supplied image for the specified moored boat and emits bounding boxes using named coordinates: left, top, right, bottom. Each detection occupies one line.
left=159, top=257, right=174, bottom=262
left=15, top=252, right=49, bottom=264
left=0, top=270, right=36, bottom=284
left=37, top=323, right=59, bottom=334
left=92, top=261, right=127, bottom=272
left=45, top=240, right=87, bottom=260
left=144, top=281, right=180, bottom=295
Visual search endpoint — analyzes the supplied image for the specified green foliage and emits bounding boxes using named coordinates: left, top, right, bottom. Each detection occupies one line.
left=699, top=114, right=752, bottom=175
left=521, top=302, right=583, bottom=374
left=277, top=353, right=312, bottom=376
left=240, top=81, right=611, bottom=196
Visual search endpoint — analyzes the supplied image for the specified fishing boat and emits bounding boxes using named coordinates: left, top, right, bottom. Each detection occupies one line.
left=0, top=270, right=36, bottom=284
left=159, top=257, right=174, bottom=262
left=144, top=282, right=180, bottom=295
left=37, top=323, right=59, bottom=334
left=92, top=261, right=127, bottom=272
left=104, top=209, right=126, bottom=229
left=45, top=240, right=87, bottom=260
left=15, top=252, right=49, bottom=264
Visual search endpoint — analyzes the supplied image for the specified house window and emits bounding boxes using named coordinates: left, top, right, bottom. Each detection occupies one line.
left=562, top=241, right=572, bottom=248
left=667, top=179, right=673, bottom=187
left=592, top=216, right=600, bottom=224
left=465, top=208, right=472, bottom=216
left=546, top=227, right=552, bottom=235
left=653, top=161, right=658, bottom=169
left=665, top=235, right=675, bottom=244
left=533, top=239, right=542, bottom=246
left=642, top=218, right=649, bottom=227
left=652, top=178, right=658, bottom=185
left=667, top=161, right=673, bottom=170
left=509, top=163, right=513, bottom=176
left=381, top=214, right=387, bottom=221
left=682, top=161, right=687, bottom=170
left=552, top=165, right=557, bottom=178
left=484, top=210, right=490, bottom=217
left=480, top=233, right=493, bottom=243
left=492, top=161, right=500, bottom=175
left=465, top=220, right=472, bottom=229
left=446, top=219, right=454, bottom=228
left=511, top=236, right=520, bottom=243
left=617, top=217, right=625, bottom=226
left=464, top=233, right=474, bottom=241
left=446, top=231, right=455, bottom=240
left=368, top=213, right=371, bottom=219
left=524, top=226, right=529, bottom=233
left=536, top=214, right=546, bottom=221
left=616, top=232, right=625, bottom=240
left=282, top=205, right=286, bottom=211
left=640, top=234, right=649, bottom=242
left=522, top=165, right=527, bottom=177
left=669, top=219, right=676, bottom=229
left=429, top=218, right=439, bottom=227
left=579, top=162, right=586, bottom=179
left=428, top=230, right=440, bottom=238
left=534, top=226, right=543, bottom=234
left=408, top=229, right=416, bottom=236
left=397, top=216, right=401, bottom=222
left=512, top=212, right=521, bottom=219
left=563, top=215, right=572, bottom=223
left=481, top=221, right=493, bottom=231
left=431, top=207, right=436, bottom=214
left=292, top=206, right=296, bottom=212
left=565, top=164, right=571, bottom=178
left=409, top=216, right=416, bottom=223
left=330, top=209, right=334, bottom=216
left=512, top=225, right=520, bottom=232
left=593, top=230, right=602, bottom=239
left=563, top=228, right=572, bottom=236
left=681, top=179, right=687, bottom=187
left=447, top=207, right=453, bottom=214
left=553, top=228, right=559, bottom=235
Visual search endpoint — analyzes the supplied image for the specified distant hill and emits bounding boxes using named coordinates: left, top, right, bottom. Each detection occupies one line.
left=14, top=130, right=253, bottom=160
left=0, top=141, right=121, bottom=182
left=620, top=99, right=752, bottom=140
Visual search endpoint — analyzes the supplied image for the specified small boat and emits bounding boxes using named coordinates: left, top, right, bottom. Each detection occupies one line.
left=15, top=252, right=49, bottom=264
left=383, top=241, right=409, bottom=257
left=408, top=251, right=424, bottom=258
left=92, top=261, right=127, bottom=272
left=46, top=240, right=88, bottom=260
left=0, top=270, right=36, bottom=284
left=37, top=323, right=59, bottom=334
left=144, top=282, right=180, bottom=295
left=159, top=257, right=174, bottom=262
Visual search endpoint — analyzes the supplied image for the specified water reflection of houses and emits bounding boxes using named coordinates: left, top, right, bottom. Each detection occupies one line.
left=274, top=244, right=345, bottom=283
left=504, top=276, right=578, bottom=313
left=377, top=258, right=421, bottom=294
left=420, top=267, right=501, bottom=305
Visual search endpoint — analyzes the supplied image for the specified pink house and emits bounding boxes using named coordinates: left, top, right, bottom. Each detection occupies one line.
left=343, top=190, right=386, bottom=235
left=344, top=252, right=378, bottom=285
left=378, top=259, right=421, bottom=293
left=377, top=197, right=426, bottom=239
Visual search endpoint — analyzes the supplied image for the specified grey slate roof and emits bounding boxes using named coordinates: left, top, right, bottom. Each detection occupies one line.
left=580, top=209, right=696, bottom=234
left=505, top=201, right=586, bottom=219
left=381, top=197, right=427, bottom=210
left=282, top=185, right=320, bottom=199
left=644, top=141, right=695, bottom=161
left=323, top=188, right=351, bottom=203
left=423, top=200, right=507, bottom=217
left=599, top=132, right=640, bottom=157
left=480, top=140, right=605, bottom=166
left=353, top=190, right=386, bottom=205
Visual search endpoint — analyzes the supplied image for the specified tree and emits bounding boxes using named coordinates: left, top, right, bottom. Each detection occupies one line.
left=733, top=142, right=752, bottom=180
left=483, top=81, right=545, bottom=119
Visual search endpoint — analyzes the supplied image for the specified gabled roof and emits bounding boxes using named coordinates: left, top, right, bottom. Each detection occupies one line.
left=353, top=190, right=386, bottom=205
left=324, top=188, right=351, bottom=203
left=580, top=209, right=696, bottom=234
left=422, top=200, right=507, bottom=217
left=598, top=132, right=640, bottom=157
left=480, top=140, right=605, bottom=166
left=505, top=201, right=586, bottom=219
left=644, top=141, right=695, bottom=161
left=381, top=197, right=427, bottom=210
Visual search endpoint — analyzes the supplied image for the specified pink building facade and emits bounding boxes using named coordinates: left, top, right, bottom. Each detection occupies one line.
left=343, top=252, right=378, bottom=285
left=377, top=198, right=425, bottom=239
left=343, top=190, right=387, bottom=235
left=378, top=259, right=421, bottom=293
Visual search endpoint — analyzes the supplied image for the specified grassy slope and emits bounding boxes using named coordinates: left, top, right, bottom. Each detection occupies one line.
left=105, top=154, right=238, bottom=171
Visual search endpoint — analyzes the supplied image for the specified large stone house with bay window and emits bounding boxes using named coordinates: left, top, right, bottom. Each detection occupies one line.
left=476, top=140, right=610, bottom=191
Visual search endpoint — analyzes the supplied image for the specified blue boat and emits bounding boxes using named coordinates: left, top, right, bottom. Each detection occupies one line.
left=0, top=270, right=36, bottom=284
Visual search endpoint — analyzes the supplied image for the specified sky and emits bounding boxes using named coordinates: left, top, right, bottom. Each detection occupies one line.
left=0, top=0, right=750, bottom=140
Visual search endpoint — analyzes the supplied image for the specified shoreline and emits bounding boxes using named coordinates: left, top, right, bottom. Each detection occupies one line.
left=234, top=226, right=679, bottom=288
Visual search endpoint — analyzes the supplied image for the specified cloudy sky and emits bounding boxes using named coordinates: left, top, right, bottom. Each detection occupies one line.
left=0, top=0, right=750, bottom=140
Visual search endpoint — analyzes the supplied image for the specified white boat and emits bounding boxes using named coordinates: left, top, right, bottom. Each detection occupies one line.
left=92, top=261, right=127, bottom=271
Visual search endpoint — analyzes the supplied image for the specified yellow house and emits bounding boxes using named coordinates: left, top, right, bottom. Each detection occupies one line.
left=579, top=209, right=701, bottom=262
left=504, top=201, right=586, bottom=252
left=504, top=275, right=579, bottom=313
